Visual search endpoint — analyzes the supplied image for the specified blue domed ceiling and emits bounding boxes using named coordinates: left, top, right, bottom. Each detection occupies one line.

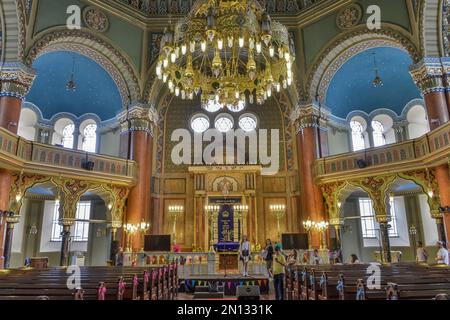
left=325, top=47, right=422, bottom=119
left=26, top=51, right=122, bottom=121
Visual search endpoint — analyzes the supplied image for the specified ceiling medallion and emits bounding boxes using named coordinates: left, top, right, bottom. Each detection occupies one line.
left=336, top=4, right=362, bottom=30
left=83, top=7, right=109, bottom=33
left=155, top=0, right=295, bottom=108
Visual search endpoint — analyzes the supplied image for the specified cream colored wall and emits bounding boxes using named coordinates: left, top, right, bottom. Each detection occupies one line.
left=327, top=127, right=350, bottom=155
left=99, top=130, right=120, bottom=157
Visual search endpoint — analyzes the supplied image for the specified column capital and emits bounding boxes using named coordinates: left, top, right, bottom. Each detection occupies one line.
left=290, top=101, right=330, bottom=132
left=409, top=58, right=445, bottom=95
left=58, top=217, right=75, bottom=227
left=111, top=220, right=122, bottom=229
left=375, top=215, right=391, bottom=224
left=4, top=212, right=20, bottom=225
left=118, top=102, right=158, bottom=135
left=0, top=62, right=36, bottom=99
left=329, top=218, right=341, bottom=226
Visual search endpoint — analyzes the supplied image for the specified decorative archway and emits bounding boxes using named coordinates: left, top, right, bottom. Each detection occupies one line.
left=306, top=29, right=420, bottom=105
left=25, top=29, right=141, bottom=107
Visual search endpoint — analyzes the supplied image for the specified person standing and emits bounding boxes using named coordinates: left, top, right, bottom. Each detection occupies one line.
left=263, top=239, right=274, bottom=278
left=415, top=241, right=428, bottom=263
left=116, top=247, right=124, bottom=266
left=273, top=246, right=286, bottom=300
left=436, top=241, right=449, bottom=265
left=239, top=235, right=251, bottom=277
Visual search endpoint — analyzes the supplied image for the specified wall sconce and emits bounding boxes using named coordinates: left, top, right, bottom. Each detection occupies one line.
left=29, top=225, right=38, bottom=236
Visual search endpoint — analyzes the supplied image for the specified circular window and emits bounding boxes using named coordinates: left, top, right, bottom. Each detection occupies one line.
left=214, top=114, right=234, bottom=133
left=239, top=114, right=257, bottom=132
left=203, top=100, right=222, bottom=113
left=191, top=114, right=210, bottom=133
left=227, top=101, right=245, bottom=113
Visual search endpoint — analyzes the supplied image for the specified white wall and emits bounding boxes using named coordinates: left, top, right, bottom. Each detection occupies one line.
left=99, top=130, right=120, bottom=156
left=12, top=201, right=27, bottom=253
left=418, top=194, right=439, bottom=246
left=327, top=127, right=350, bottom=155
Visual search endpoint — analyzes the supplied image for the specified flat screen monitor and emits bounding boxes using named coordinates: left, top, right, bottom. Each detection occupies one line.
left=281, top=233, right=308, bottom=250
left=144, top=235, right=171, bottom=251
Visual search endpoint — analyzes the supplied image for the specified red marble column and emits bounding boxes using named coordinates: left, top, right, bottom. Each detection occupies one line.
left=411, top=59, right=450, bottom=242
left=119, top=105, right=156, bottom=251
left=0, top=95, right=23, bottom=265
left=295, top=105, right=328, bottom=248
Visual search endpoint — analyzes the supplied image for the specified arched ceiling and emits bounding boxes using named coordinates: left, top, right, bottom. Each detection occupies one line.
left=325, top=47, right=422, bottom=119
left=26, top=51, right=122, bottom=121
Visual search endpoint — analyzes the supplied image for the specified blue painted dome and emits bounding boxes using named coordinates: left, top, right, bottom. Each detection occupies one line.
left=26, top=51, right=122, bottom=121
left=325, top=47, right=422, bottom=119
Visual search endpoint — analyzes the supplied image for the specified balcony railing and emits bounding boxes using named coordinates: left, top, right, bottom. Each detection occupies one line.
left=314, top=122, right=450, bottom=182
left=0, top=127, right=137, bottom=184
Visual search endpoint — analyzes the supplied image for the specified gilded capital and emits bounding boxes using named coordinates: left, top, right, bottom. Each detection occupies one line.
left=0, top=62, right=36, bottom=99
left=118, top=103, right=158, bottom=135
left=59, top=217, right=75, bottom=227
left=409, top=58, right=445, bottom=95
left=111, top=220, right=122, bottom=229
left=290, top=102, right=329, bottom=133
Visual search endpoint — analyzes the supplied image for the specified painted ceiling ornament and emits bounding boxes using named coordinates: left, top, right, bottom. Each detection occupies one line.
left=336, top=4, right=362, bottom=30
left=83, top=7, right=109, bottom=33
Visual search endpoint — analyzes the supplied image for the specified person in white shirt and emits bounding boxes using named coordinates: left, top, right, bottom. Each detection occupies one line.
left=416, top=241, right=428, bottom=263
left=436, top=241, right=449, bottom=265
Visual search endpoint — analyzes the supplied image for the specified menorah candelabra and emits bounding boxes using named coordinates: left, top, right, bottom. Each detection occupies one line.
left=168, top=205, right=184, bottom=244
left=269, top=204, right=286, bottom=240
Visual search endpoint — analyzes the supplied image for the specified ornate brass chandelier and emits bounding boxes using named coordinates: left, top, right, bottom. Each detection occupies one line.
left=155, top=0, right=295, bottom=109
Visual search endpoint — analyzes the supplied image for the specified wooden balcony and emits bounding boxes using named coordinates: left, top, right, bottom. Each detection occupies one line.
left=0, top=127, right=137, bottom=186
left=314, top=122, right=450, bottom=184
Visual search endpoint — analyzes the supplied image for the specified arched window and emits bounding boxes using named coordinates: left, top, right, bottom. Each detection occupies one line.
left=214, top=114, right=234, bottom=133
left=191, top=114, right=210, bottom=133
left=62, top=124, right=75, bottom=149
left=82, top=123, right=97, bottom=152
left=238, top=113, right=257, bottom=132
left=372, top=120, right=386, bottom=147
left=350, top=120, right=365, bottom=151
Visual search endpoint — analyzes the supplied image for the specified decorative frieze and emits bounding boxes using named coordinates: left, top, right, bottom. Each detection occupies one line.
left=290, top=102, right=330, bottom=132
left=119, top=103, right=159, bottom=135
left=409, top=58, right=445, bottom=95
left=0, top=62, right=36, bottom=99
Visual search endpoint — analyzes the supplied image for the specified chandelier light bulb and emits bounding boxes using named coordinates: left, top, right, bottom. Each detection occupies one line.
left=235, top=90, right=240, bottom=99
left=175, top=86, right=180, bottom=96
left=156, top=65, right=161, bottom=76
left=168, top=79, right=173, bottom=90
left=181, top=90, right=186, bottom=99
left=276, top=83, right=281, bottom=92
left=181, top=44, right=187, bottom=55
left=228, top=36, right=234, bottom=48
left=256, top=42, right=262, bottom=54
left=284, top=52, right=290, bottom=62
left=171, top=52, right=176, bottom=63
left=239, top=36, right=245, bottom=48
left=269, top=46, right=275, bottom=57
left=249, top=94, right=254, bottom=104
left=201, top=40, right=207, bottom=52
left=163, top=73, right=168, bottom=83
left=218, top=38, right=223, bottom=50
left=190, top=41, right=196, bottom=53
left=287, top=77, right=292, bottom=86
left=163, top=58, right=169, bottom=68
left=249, top=38, right=255, bottom=50
left=283, top=79, right=287, bottom=89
